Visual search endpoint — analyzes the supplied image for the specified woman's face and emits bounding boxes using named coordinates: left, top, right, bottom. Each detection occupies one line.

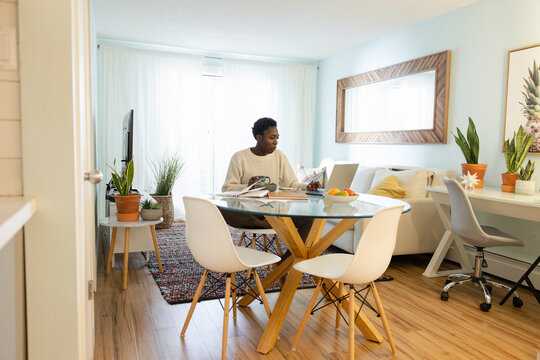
left=256, top=126, right=279, bottom=154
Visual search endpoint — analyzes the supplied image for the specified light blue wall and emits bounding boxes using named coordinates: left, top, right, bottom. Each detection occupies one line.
left=315, top=0, right=540, bottom=263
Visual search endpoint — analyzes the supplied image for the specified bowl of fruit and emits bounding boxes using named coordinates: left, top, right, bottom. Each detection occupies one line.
left=324, top=188, right=358, bottom=203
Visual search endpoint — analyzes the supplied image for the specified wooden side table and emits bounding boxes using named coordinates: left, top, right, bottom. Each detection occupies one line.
left=100, top=217, right=163, bottom=289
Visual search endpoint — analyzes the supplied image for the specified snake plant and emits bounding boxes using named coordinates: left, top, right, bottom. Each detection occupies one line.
left=108, top=158, right=134, bottom=196
left=503, top=125, right=534, bottom=174
left=453, top=117, right=479, bottom=164
left=518, top=160, right=535, bottom=181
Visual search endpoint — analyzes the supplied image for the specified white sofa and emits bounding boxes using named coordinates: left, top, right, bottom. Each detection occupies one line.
left=319, top=159, right=456, bottom=255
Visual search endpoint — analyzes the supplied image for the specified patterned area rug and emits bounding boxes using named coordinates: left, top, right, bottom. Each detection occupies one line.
left=147, top=223, right=341, bottom=305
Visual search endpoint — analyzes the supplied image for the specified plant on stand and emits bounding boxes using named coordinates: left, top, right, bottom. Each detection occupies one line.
left=453, top=117, right=488, bottom=188
left=515, top=160, right=536, bottom=195
left=502, top=125, right=534, bottom=192
left=109, top=158, right=141, bottom=221
left=151, top=153, right=184, bottom=229
left=141, top=198, right=163, bottom=221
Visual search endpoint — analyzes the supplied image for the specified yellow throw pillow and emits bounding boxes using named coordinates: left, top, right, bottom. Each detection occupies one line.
left=368, top=175, right=406, bottom=199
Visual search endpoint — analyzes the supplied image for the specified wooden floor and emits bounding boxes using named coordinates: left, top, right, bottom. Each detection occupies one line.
left=94, top=244, right=540, bottom=359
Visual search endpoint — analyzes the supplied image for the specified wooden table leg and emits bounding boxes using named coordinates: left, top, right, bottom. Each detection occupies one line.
left=106, top=227, right=117, bottom=275
left=150, top=224, right=163, bottom=273
left=256, top=268, right=304, bottom=353
left=122, top=227, right=130, bottom=289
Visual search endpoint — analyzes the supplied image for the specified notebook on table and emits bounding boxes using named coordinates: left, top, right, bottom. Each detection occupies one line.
left=267, top=191, right=309, bottom=200
left=305, top=163, right=359, bottom=196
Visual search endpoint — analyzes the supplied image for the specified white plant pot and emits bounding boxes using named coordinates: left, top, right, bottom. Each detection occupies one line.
left=515, top=180, right=536, bottom=195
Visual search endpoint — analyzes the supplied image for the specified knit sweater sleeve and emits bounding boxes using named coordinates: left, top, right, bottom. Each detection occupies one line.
left=221, top=152, right=247, bottom=192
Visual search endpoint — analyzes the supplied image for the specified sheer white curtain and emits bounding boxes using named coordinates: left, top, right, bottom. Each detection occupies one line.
left=97, top=45, right=317, bottom=219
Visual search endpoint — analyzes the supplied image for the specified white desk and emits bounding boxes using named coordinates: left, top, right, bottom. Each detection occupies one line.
left=422, top=185, right=540, bottom=279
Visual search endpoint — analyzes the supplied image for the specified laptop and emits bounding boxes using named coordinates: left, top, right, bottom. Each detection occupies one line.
left=305, top=163, right=359, bottom=196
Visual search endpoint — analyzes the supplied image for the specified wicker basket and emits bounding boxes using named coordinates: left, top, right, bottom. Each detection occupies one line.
left=151, top=194, right=174, bottom=229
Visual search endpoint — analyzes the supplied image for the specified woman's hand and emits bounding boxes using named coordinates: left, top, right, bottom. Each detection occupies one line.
left=306, top=181, right=322, bottom=191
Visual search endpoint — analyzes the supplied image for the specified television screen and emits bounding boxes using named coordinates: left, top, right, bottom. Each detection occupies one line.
left=122, top=109, right=134, bottom=165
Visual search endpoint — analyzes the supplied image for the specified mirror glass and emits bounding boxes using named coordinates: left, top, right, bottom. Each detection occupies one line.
left=344, top=70, right=435, bottom=132
left=336, top=51, right=450, bottom=144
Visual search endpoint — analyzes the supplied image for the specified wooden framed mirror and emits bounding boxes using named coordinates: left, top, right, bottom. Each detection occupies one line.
left=336, top=50, right=450, bottom=144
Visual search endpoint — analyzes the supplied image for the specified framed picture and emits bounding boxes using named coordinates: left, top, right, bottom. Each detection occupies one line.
left=503, top=43, right=540, bottom=153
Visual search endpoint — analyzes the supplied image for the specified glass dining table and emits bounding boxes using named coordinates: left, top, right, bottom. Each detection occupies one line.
left=209, top=193, right=411, bottom=354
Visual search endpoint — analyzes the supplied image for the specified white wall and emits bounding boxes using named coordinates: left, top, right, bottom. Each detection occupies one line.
left=315, top=0, right=540, bottom=263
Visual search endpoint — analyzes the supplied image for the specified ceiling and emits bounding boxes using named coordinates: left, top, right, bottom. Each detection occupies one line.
left=94, top=0, right=478, bottom=62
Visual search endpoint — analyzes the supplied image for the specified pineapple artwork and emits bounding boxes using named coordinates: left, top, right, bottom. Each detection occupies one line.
left=520, top=60, right=540, bottom=152
left=504, top=44, right=540, bottom=154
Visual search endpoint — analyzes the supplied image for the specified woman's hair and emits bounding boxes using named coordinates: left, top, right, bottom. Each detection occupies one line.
left=252, top=117, right=277, bottom=139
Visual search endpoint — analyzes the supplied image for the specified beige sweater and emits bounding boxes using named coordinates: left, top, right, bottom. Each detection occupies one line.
left=221, top=148, right=306, bottom=192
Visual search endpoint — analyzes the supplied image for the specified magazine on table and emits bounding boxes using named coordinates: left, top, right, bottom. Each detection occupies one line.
left=216, top=182, right=269, bottom=198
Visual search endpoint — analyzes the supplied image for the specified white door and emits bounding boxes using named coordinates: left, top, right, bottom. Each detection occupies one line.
left=73, top=0, right=99, bottom=358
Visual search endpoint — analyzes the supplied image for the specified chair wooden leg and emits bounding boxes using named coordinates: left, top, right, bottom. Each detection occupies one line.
left=370, top=282, right=397, bottom=355
left=238, top=232, right=246, bottom=247
left=106, top=227, right=117, bottom=275
left=336, top=282, right=343, bottom=329
left=254, top=270, right=272, bottom=319
left=122, top=228, right=130, bottom=289
left=274, top=234, right=283, bottom=256
left=181, top=270, right=208, bottom=337
left=222, top=275, right=232, bottom=360
left=150, top=225, right=163, bottom=273
left=292, top=279, right=323, bottom=350
left=348, top=285, right=355, bottom=360
left=232, top=272, right=237, bottom=320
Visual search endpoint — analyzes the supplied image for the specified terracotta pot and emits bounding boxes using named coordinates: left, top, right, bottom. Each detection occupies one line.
left=461, top=163, right=487, bottom=188
left=114, top=193, right=141, bottom=221
left=151, top=194, right=174, bottom=229
left=501, top=173, right=519, bottom=193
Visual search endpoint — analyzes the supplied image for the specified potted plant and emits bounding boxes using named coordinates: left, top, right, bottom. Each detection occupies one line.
left=502, top=125, right=534, bottom=192
left=453, top=117, right=487, bottom=188
left=141, top=198, right=163, bottom=221
left=151, top=153, right=184, bottom=229
left=109, top=158, right=141, bottom=221
left=515, top=160, right=536, bottom=195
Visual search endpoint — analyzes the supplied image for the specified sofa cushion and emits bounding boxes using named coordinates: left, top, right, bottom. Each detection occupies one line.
left=368, top=175, right=406, bottom=198
left=349, top=166, right=386, bottom=193
left=297, top=165, right=326, bottom=186
left=371, top=168, right=429, bottom=198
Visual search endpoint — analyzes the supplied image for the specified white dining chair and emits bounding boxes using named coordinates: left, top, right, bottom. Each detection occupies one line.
left=441, top=177, right=524, bottom=311
left=291, top=205, right=404, bottom=359
left=181, top=196, right=281, bottom=360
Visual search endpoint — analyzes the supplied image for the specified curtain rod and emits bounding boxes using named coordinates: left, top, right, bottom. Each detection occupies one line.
left=97, top=38, right=319, bottom=67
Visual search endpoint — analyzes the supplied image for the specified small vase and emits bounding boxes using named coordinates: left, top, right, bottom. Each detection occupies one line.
left=114, top=193, right=141, bottom=221
left=515, top=180, right=536, bottom=195
left=141, top=208, right=163, bottom=221
left=461, top=163, right=487, bottom=188
left=151, top=194, right=174, bottom=229
left=501, top=173, right=519, bottom=193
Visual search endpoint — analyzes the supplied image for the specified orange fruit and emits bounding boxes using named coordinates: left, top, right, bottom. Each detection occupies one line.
left=327, top=188, right=340, bottom=195
left=344, top=188, right=355, bottom=196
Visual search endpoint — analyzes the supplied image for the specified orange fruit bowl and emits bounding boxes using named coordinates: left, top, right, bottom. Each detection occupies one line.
left=323, top=194, right=359, bottom=203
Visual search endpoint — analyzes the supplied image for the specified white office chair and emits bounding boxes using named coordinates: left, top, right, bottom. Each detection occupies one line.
left=181, top=196, right=281, bottom=360
left=292, top=205, right=404, bottom=359
left=441, top=178, right=524, bottom=311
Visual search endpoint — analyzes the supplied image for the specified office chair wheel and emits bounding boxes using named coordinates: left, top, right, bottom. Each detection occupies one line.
left=480, top=302, right=491, bottom=312
left=440, top=291, right=449, bottom=301
left=512, top=297, right=523, bottom=308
